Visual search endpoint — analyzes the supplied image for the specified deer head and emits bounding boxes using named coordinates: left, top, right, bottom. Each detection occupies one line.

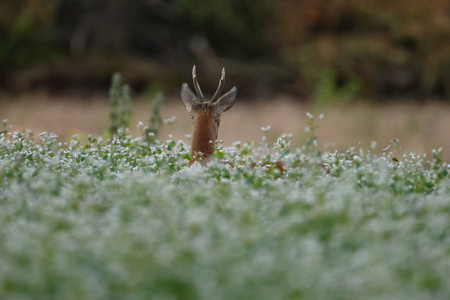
left=181, top=65, right=237, bottom=165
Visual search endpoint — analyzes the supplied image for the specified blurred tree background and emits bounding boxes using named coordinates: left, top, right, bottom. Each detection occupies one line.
left=1, top=0, right=450, bottom=101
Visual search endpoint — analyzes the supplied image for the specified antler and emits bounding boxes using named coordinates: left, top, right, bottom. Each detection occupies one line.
left=192, top=65, right=204, bottom=101
left=211, top=67, right=225, bottom=102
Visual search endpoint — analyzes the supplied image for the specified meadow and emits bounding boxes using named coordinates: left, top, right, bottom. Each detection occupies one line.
left=2, top=0, right=450, bottom=297
left=2, top=93, right=450, bottom=160
left=1, top=107, right=450, bottom=299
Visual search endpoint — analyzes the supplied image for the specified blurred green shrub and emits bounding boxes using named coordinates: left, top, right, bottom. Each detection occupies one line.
left=278, top=0, right=450, bottom=98
left=109, top=73, right=132, bottom=136
left=1, top=0, right=450, bottom=99
left=175, top=0, right=273, bottom=59
left=0, top=0, right=58, bottom=72
left=146, top=92, right=164, bottom=143
left=312, top=69, right=361, bottom=107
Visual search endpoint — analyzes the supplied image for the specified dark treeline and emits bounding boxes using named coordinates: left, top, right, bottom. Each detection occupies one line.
left=1, top=0, right=450, bottom=101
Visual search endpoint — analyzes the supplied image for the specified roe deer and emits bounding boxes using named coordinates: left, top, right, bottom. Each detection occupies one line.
left=181, top=65, right=237, bottom=165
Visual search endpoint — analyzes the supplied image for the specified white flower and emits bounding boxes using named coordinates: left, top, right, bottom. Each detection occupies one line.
left=164, top=116, right=177, bottom=125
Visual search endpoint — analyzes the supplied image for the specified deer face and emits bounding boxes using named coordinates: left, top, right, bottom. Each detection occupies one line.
left=180, top=66, right=237, bottom=143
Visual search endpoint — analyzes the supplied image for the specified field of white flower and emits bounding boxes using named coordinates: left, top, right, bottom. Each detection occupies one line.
left=1, top=113, right=450, bottom=300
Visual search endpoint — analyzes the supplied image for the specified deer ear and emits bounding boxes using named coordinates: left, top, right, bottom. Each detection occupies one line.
left=180, top=83, right=198, bottom=113
left=216, top=86, right=237, bottom=114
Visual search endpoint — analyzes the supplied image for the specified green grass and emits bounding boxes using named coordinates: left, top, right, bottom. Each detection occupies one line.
left=1, top=116, right=450, bottom=300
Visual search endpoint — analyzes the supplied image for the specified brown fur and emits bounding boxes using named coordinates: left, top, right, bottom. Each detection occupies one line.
left=190, top=111, right=218, bottom=165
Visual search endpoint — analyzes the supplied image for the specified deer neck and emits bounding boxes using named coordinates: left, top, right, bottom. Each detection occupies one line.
left=191, top=112, right=217, bottom=161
